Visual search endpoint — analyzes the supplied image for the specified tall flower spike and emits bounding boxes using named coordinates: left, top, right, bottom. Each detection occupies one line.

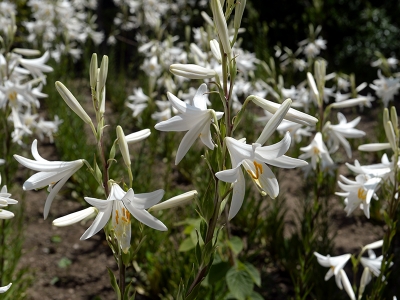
left=155, top=84, right=223, bottom=164
left=14, top=140, right=84, bottom=219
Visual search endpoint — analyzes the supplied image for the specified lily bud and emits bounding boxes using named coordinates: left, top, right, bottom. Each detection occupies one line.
left=125, top=129, right=151, bottom=144
left=149, top=190, right=197, bottom=212
left=12, top=48, right=41, bottom=56
left=89, top=53, right=98, bottom=89
left=330, top=97, right=368, bottom=109
left=307, top=72, right=319, bottom=104
left=53, top=207, right=97, bottom=227
left=358, top=143, right=391, bottom=152
left=116, top=126, right=131, bottom=167
left=170, top=64, right=216, bottom=79
left=250, top=96, right=318, bottom=126
left=98, top=55, right=108, bottom=91
left=210, top=39, right=222, bottom=62
left=200, top=11, right=214, bottom=27
left=210, top=0, right=232, bottom=58
left=55, top=81, right=92, bottom=124
left=256, top=98, right=292, bottom=145
left=234, top=0, right=247, bottom=33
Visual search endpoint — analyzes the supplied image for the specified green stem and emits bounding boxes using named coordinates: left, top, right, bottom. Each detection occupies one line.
left=119, top=249, right=125, bottom=299
left=0, top=219, right=4, bottom=287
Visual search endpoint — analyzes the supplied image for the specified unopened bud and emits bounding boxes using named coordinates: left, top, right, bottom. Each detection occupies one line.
left=53, top=207, right=97, bottom=227
left=210, top=0, right=232, bottom=58
left=210, top=39, right=222, bottom=62
left=12, top=48, right=41, bottom=56
left=89, top=53, right=98, bottom=89
left=170, top=64, right=216, bottom=79
left=116, top=126, right=131, bottom=167
left=125, top=129, right=151, bottom=144
left=55, top=81, right=92, bottom=124
left=149, top=190, right=197, bottom=212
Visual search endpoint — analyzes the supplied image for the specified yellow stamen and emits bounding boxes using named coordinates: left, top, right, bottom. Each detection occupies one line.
left=8, top=91, right=17, bottom=102
left=358, top=188, right=367, bottom=201
left=247, top=161, right=264, bottom=180
left=115, top=209, right=119, bottom=225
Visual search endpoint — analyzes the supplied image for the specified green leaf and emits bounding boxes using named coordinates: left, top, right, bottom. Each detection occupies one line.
left=208, top=261, right=231, bottom=283
left=179, top=237, right=196, bottom=252
left=107, top=267, right=121, bottom=300
left=249, top=291, right=264, bottom=300
left=226, top=266, right=254, bottom=300
left=123, top=281, right=133, bottom=300
left=244, top=263, right=261, bottom=287
left=229, top=236, right=243, bottom=255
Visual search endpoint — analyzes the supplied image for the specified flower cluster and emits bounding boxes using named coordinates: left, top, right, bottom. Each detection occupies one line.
left=315, top=240, right=390, bottom=300
left=23, top=0, right=103, bottom=61
left=0, top=13, right=62, bottom=144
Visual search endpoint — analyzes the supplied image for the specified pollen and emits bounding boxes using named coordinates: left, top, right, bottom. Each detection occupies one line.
left=115, top=209, right=119, bottom=225
left=313, top=147, right=320, bottom=155
left=121, top=207, right=130, bottom=223
left=247, top=161, right=264, bottom=180
left=8, top=91, right=17, bottom=103
left=358, top=188, right=367, bottom=201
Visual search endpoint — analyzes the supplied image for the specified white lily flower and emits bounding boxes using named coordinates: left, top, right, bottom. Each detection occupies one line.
left=359, top=246, right=392, bottom=298
left=369, top=70, right=400, bottom=107
left=0, top=177, right=18, bottom=208
left=336, top=174, right=380, bottom=219
left=346, top=157, right=391, bottom=178
left=324, top=112, right=365, bottom=158
left=155, top=84, right=223, bottom=164
left=80, top=184, right=167, bottom=253
left=314, top=252, right=355, bottom=300
left=18, top=51, right=53, bottom=80
left=13, top=140, right=84, bottom=219
left=216, top=133, right=307, bottom=219
left=0, top=283, right=11, bottom=293
left=299, top=132, right=334, bottom=170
